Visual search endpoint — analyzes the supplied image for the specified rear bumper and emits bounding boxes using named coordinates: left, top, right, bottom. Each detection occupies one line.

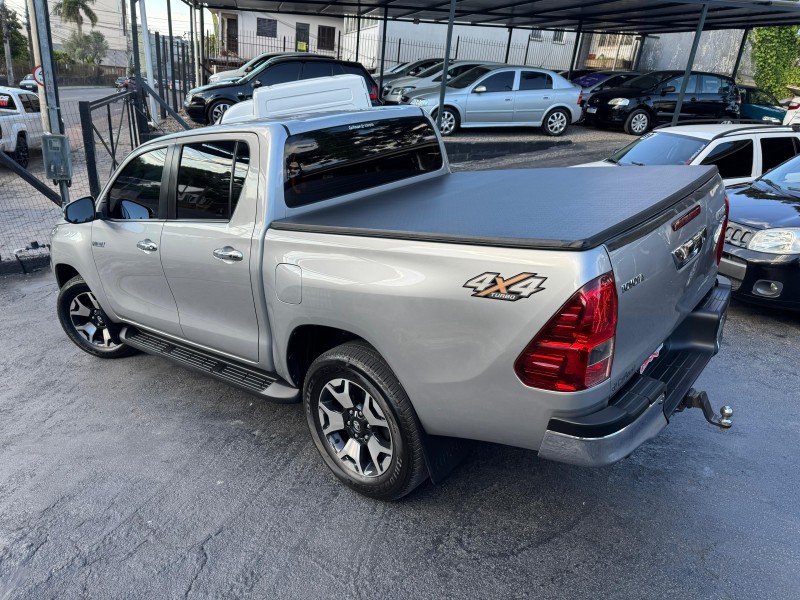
left=538, top=277, right=731, bottom=466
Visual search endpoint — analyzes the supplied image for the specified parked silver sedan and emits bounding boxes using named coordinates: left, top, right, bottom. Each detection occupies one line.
left=405, top=65, right=582, bottom=136
left=383, top=60, right=498, bottom=104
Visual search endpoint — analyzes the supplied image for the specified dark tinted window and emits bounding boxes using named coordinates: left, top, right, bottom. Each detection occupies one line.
left=257, top=62, right=301, bottom=86
left=284, top=117, right=443, bottom=207
left=176, top=141, right=250, bottom=220
left=480, top=71, right=515, bottom=92
left=449, top=66, right=492, bottom=89
left=620, top=71, right=674, bottom=90
left=519, top=71, right=552, bottom=91
left=108, top=148, right=168, bottom=219
left=302, top=61, right=333, bottom=79
left=760, top=137, right=799, bottom=172
left=662, top=74, right=698, bottom=94
left=609, top=132, right=706, bottom=166
left=318, top=25, right=336, bottom=51
left=700, top=139, right=753, bottom=178
left=0, top=93, right=17, bottom=110
left=20, top=94, right=40, bottom=113
left=701, top=75, right=730, bottom=95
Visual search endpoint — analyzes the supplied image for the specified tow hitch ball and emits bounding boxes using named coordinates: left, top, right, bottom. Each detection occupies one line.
left=679, top=389, right=733, bottom=430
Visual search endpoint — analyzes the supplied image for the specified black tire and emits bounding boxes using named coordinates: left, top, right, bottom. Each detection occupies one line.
left=432, top=106, right=460, bottom=136
left=542, top=107, right=570, bottom=136
left=12, top=134, right=29, bottom=168
left=57, top=276, right=137, bottom=359
left=207, top=100, right=231, bottom=124
left=623, top=109, right=652, bottom=135
left=304, top=341, right=428, bottom=501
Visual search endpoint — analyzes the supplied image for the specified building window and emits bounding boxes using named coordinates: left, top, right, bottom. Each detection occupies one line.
left=256, top=18, right=277, bottom=38
left=553, top=30, right=566, bottom=44
left=530, top=29, right=543, bottom=42
left=318, top=25, right=336, bottom=51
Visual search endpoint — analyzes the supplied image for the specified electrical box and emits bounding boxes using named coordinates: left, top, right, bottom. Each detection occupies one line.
left=42, top=134, right=73, bottom=183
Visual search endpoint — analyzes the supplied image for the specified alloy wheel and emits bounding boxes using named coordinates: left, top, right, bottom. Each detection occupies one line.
left=631, top=113, right=649, bottom=134
left=317, top=378, right=394, bottom=478
left=68, top=291, right=122, bottom=349
left=211, top=102, right=231, bottom=123
left=547, top=111, right=568, bottom=135
left=438, top=110, right=456, bottom=135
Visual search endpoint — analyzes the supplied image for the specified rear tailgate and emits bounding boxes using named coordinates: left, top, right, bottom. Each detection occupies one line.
left=605, top=170, right=727, bottom=402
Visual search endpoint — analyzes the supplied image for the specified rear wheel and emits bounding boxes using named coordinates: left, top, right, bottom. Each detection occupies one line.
left=12, top=135, right=29, bottom=168
left=304, top=341, right=428, bottom=500
left=542, top=108, right=570, bottom=136
left=624, top=109, right=651, bottom=135
left=432, top=107, right=460, bottom=136
left=57, top=276, right=137, bottom=359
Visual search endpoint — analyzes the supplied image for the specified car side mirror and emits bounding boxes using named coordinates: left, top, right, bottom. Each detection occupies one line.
left=473, top=85, right=487, bottom=94
left=252, top=80, right=262, bottom=89
left=661, top=85, right=676, bottom=95
left=64, top=196, right=97, bottom=224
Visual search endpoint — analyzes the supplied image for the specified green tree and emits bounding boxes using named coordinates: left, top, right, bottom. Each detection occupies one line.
left=63, top=30, right=108, bottom=64
left=0, top=7, right=30, bottom=61
left=752, top=27, right=800, bottom=97
left=53, top=0, right=98, bottom=36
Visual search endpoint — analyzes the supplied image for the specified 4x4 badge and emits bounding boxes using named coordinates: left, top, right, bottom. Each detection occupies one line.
left=464, top=272, right=546, bottom=302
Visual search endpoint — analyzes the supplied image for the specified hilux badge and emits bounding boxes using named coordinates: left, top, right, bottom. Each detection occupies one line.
left=463, top=272, right=546, bottom=302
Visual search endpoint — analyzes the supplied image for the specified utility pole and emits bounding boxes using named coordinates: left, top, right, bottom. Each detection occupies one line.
left=0, top=0, right=15, bottom=87
left=25, top=0, right=47, bottom=131
left=138, top=0, right=158, bottom=125
left=24, top=2, right=33, bottom=71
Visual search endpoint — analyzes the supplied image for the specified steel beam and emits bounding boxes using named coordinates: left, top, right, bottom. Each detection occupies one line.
left=436, top=0, right=457, bottom=130
left=672, top=2, right=708, bottom=125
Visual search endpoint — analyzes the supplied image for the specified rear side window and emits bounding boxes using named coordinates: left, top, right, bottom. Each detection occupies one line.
left=519, top=71, right=552, bottom=91
left=302, top=62, right=333, bottom=79
left=108, top=148, right=168, bottom=219
left=760, top=137, right=799, bottom=172
left=0, top=94, right=17, bottom=110
left=701, top=139, right=753, bottom=178
left=284, top=117, right=443, bottom=207
left=20, top=94, right=40, bottom=113
left=257, top=62, right=301, bottom=86
left=176, top=141, right=250, bottom=220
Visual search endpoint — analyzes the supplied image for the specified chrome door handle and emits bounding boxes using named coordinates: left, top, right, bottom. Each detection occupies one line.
left=543, top=96, right=551, bottom=100
left=213, top=246, right=243, bottom=262
left=504, top=98, right=512, bottom=101
left=136, top=239, right=158, bottom=252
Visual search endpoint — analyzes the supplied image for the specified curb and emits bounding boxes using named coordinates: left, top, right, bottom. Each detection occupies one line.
left=0, top=254, right=50, bottom=276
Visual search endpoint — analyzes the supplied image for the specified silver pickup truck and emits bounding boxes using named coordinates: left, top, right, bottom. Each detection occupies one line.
left=51, top=106, right=732, bottom=500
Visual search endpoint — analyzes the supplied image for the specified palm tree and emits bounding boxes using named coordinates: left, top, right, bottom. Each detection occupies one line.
left=53, top=0, right=98, bottom=36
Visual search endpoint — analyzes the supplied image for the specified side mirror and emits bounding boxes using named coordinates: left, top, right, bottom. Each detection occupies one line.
left=252, top=80, right=262, bottom=88
left=64, top=196, right=96, bottom=224
left=473, top=85, right=487, bottom=94
left=661, top=85, right=676, bottom=95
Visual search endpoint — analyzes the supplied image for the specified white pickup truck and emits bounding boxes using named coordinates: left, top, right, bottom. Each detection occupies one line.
left=50, top=104, right=732, bottom=500
left=0, top=86, right=44, bottom=168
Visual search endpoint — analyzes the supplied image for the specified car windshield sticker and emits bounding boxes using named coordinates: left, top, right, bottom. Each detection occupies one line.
left=0, top=95, right=10, bottom=107
left=464, top=272, right=546, bottom=302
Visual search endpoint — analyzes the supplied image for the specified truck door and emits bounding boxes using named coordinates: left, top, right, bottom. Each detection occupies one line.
left=159, top=137, right=260, bottom=363
left=91, top=145, right=183, bottom=337
left=464, top=70, right=516, bottom=123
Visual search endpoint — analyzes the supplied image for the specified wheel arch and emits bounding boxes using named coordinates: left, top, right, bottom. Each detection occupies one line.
left=54, top=263, right=81, bottom=288
left=285, top=324, right=365, bottom=390
left=432, top=103, right=463, bottom=121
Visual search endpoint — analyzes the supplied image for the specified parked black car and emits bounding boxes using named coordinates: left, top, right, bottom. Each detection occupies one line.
left=584, top=70, right=740, bottom=135
left=720, top=154, right=800, bottom=310
left=184, top=55, right=380, bottom=124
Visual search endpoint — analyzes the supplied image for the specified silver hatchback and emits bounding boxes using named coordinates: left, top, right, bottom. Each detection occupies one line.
left=405, top=65, right=582, bottom=136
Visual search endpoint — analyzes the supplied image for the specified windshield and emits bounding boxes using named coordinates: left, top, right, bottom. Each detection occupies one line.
left=573, top=72, right=610, bottom=88
left=608, top=132, right=707, bottom=166
left=448, top=66, right=492, bottom=89
left=758, top=154, right=800, bottom=194
left=620, top=71, right=674, bottom=90
left=386, top=62, right=409, bottom=74
left=416, top=64, right=444, bottom=79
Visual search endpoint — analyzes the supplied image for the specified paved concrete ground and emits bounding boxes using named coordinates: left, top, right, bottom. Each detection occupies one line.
left=1, top=269, right=799, bottom=599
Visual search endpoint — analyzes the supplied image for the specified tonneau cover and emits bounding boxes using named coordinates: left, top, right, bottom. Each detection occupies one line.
left=271, top=166, right=719, bottom=250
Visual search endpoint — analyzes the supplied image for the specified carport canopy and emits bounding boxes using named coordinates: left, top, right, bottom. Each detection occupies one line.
left=185, top=0, right=800, bottom=126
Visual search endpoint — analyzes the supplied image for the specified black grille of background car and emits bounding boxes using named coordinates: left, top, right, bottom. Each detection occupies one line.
left=725, top=222, right=758, bottom=248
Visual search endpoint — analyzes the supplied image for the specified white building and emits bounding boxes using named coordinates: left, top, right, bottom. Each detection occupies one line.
left=48, top=0, right=129, bottom=67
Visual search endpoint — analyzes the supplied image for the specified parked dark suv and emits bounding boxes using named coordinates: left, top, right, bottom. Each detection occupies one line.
left=184, top=55, right=381, bottom=124
left=584, top=70, right=740, bottom=135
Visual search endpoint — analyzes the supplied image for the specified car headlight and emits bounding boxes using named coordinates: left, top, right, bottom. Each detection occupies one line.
left=398, top=86, right=416, bottom=95
left=747, top=228, right=800, bottom=254
left=608, top=98, right=630, bottom=107
left=184, top=94, right=193, bottom=105
left=410, top=98, right=430, bottom=106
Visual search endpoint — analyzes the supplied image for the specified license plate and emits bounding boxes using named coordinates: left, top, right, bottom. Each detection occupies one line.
left=586, top=106, right=597, bottom=114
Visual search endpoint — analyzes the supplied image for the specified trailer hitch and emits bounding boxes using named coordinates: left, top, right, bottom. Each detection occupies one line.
left=678, top=389, right=733, bottom=430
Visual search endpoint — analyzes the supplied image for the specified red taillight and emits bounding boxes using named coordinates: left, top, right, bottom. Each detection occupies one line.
left=715, top=193, right=729, bottom=266
left=514, top=272, right=618, bottom=392
left=369, top=85, right=378, bottom=100
left=789, top=102, right=800, bottom=110
left=577, top=90, right=583, bottom=106
left=737, top=93, right=742, bottom=105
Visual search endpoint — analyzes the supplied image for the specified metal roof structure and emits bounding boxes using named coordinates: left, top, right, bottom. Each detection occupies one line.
left=195, top=0, right=800, bottom=34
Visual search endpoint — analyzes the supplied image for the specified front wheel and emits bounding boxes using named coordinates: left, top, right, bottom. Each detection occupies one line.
left=304, top=341, right=428, bottom=501
left=624, top=109, right=652, bottom=135
left=207, top=100, right=232, bottom=124
left=432, top=107, right=460, bottom=136
left=542, top=108, right=570, bottom=136
left=57, top=276, right=137, bottom=359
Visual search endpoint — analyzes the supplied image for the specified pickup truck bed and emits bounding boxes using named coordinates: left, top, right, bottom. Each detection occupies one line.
left=273, top=166, right=718, bottom=250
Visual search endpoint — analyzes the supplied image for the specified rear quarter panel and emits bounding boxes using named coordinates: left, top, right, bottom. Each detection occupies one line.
left=264, top=230, right=612, bottom=450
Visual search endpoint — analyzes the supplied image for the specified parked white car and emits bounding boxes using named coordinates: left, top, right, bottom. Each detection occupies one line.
left=0, top=86, right=44, bottom=168
left=782, top=85, right=800, bottom=126
left=383, top=60, right=498, bottom=104
left=576, top=124, right=800, bottom=186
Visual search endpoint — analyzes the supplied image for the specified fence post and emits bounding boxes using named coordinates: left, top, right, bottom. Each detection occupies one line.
left=396, top=38, right=401, bottom=64
left=78, top=101, right=101, bottom=199
left=283, top=36, right=286, bottom=52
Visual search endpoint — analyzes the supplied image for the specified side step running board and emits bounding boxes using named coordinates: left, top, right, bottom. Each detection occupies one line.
left=120, top=326, right=299, bottom=403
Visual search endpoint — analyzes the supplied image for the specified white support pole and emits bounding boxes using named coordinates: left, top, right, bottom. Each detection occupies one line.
left=139, top=0, right=159, bottom=125
left=0, top=0, right=15, bottom=87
